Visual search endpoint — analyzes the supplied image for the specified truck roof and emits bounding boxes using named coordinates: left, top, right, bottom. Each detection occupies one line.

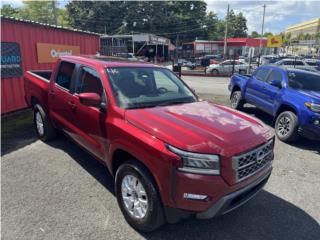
left=60, top=55, right=160, bottom=68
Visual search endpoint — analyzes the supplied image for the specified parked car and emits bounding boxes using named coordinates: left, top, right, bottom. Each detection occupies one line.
left=258, top=55, right=279, bottom=65
left=304, top=59, right=320, bottom=71
left=229, top=65, right=320, bottom=142
left=178, top=59, right=196, bottom=69
left=274, top=58, right=317, bottom=72
left=24, top=56, right=275, bottom=232
left=206, top=60, right=249, bottom=75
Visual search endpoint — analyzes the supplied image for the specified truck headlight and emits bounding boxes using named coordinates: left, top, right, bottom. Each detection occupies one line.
left=305, top=102, right=320, bottom=113
left=167, top=145, right=220, bottom=175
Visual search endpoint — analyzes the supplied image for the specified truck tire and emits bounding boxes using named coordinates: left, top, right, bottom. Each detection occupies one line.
left=275, top=111, right=299, bottom=142
left=115, top=160, right=165, bottom=232
left=230, top=90, right=244, bottom=110
left=33, top=104, right=57, bottom=141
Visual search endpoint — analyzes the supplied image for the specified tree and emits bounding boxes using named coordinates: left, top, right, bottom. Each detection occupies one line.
left=1, top=1, right=68, bottom=26
left=250, top=31, right=260, bottom=38
left=224, top=10, right=248, bottom=38
left=1, top=4, right=18, bottom=17
left=263, top=32, right=273, bottom=37
left=18, top=1, right=59, bottom=25
left=66, top=1, right=220, bottom=42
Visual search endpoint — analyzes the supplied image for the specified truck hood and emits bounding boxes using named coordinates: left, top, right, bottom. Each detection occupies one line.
left=297, top=90, right=320, bottom=101
left=125, top=101, right=273, bottom=157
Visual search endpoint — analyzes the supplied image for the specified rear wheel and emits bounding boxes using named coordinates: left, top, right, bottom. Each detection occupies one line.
left=33, top=104, right=56, bottom=141
left=230, top=90, right=244, bottom=110
left=275, top=111, right=299, bottom=142
left=115, top=160, right=165, bottom=232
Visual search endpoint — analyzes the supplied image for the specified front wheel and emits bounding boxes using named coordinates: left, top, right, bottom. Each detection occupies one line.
left=275, top=111, right=299, bottom=142
left=230, top=90, right=244, bottom=110
left=115, top=161, right=165, bottom=232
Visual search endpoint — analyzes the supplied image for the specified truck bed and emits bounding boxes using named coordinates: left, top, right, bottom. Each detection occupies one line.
left=24, top=70, right=52, bottom=112
left=27, top=70, right=52, bottom=82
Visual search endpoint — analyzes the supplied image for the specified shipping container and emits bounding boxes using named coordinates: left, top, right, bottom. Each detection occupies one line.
left=1, top=16, right=100, bottom=114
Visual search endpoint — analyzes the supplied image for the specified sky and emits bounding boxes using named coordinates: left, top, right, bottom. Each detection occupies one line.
left=1, top=0, right=320, bottom=34
left=206, top=0, right=320, bottom=34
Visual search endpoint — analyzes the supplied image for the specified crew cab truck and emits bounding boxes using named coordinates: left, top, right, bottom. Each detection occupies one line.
left=24, top=56, right=274, bottom=232
left=229, top=66, right=320, bottom=142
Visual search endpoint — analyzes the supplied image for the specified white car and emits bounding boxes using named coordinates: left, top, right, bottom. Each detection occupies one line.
left=206, top=60, right=249, bottom=75
left=274, top=58, right=317, bottom=71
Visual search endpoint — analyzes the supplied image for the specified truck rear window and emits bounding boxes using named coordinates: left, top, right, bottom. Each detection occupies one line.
left=55, top=61, right=75, bottom=90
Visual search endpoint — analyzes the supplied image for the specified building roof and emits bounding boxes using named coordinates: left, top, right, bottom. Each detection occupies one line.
left=286, top=18, right=320, bottom=31
left=1, top=15, right=101, bottom=36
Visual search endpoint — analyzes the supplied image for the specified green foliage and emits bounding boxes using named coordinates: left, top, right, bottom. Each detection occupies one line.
left=66, top=1, right=249, bottom=42
left=1, top=4, right=19, bottom=16
left=250, top=31, right=260, bottom=38
left=1, top=1, right=68, bottom=26
left=1, top=1, right=250, bottom=42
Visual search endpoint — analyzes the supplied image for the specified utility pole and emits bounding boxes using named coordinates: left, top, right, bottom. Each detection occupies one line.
left=258, top=4, right=266, bottom=66
left=223, top=4, right=230, bottom=59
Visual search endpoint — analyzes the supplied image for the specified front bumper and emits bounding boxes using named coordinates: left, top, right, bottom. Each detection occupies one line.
left=299, top=112, right=320, bottom=140
left=196, top=172, right=270, bottom=219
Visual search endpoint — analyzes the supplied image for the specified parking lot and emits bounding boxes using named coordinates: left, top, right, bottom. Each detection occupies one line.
left=2, top=76, right=320, bottom=240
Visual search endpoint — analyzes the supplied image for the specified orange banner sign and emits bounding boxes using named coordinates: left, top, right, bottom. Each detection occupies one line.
left=36, top=43, right=80, bottom=63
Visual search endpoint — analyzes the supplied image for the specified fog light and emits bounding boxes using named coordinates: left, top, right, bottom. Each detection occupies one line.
left=313, top=119, right=320, bottom=126
left=183, top=193, right=208, bottom=200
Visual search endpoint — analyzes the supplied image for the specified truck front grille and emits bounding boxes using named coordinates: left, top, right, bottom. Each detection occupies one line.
left=232, top=139, right=273, bottom=182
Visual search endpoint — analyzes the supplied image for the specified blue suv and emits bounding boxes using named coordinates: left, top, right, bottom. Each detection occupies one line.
left=229, top=66, right=320, bottom=142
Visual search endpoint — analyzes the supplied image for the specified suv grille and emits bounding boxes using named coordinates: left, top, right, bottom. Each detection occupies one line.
left=232, top=139, right=273, bottom=182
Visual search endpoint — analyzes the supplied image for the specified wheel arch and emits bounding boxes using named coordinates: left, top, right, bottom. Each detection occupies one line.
left=111, top=148, right=161, bottom=194
left=273, top=104, right=299, bottom=126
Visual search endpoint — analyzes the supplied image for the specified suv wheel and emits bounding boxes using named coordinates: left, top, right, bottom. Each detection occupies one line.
left=275, top=111, right=299, bottom=142
left=33, top=104, right=56, bottom=141
left=115, top=160, right=165, bottom=232
left=230, top=90, right=244, bottom=110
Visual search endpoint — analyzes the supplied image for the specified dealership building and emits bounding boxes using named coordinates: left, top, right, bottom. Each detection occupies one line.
left=285, top=18, right=320, bottom=38
left=1, top=16, right=100, bottom=114
left=182, top=38, right=270, bottom=58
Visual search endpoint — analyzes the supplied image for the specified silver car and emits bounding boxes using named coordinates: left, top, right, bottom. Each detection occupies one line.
left=274, top=58, right=317, bottom=71
left=206, top=60, right=249, bottom=75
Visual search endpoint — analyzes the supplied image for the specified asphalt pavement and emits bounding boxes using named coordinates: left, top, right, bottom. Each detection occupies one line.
left=2, top=76, right=320, bottom=240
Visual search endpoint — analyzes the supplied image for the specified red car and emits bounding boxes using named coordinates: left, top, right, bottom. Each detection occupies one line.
left=24, top=56, right=275, bottom=232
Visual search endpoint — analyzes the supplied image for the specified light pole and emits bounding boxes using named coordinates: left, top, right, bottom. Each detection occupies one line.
left=223, top=4, right=230, bottom=59
left=258, top=4, right=266, bottom=66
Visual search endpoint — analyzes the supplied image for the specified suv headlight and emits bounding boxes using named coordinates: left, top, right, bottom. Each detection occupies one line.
left=305, top=102, right=320, bottom=113
left=167, top=145, right=220, bottom=175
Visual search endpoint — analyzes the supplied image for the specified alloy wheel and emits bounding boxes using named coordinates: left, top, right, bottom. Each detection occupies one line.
left=121, top=175, right=148, bottom=219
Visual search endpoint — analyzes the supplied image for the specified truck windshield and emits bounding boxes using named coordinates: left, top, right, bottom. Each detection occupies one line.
left=106, top=67, right=197, bottom=109
left=288, top=71, right=320, bottom=91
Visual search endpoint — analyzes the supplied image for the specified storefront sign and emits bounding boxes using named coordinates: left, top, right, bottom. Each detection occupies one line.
left=1, top=42, right=23, bottom=78
left=149, top=36, right=169, bottom=45
left=36, top=43, right=80, bottom=63
left=267, top=35, right=283, bottom=48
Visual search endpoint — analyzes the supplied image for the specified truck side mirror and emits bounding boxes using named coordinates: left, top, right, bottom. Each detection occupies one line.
left=270, top=79, right=282, bottom=88
left=78, top=92, right=101, bottom=107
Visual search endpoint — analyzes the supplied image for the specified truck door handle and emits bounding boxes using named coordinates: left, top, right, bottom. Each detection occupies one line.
left=68, top=101, right=77, bottom=110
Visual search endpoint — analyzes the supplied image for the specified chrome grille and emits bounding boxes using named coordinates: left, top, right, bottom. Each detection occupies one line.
left=232, top=139, right=273, bottom=182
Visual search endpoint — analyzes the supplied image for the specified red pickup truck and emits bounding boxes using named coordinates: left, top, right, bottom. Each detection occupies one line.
left=24, top=56, right=275, bottom=232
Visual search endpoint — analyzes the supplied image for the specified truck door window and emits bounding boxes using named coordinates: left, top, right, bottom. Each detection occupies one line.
left=76, top=67, right=103, bottom=96
left=267, top=70, right=282, bottom=84
left=254, top=69, right=270, bottom=82
left=55, top=61, right=75, bottom=90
